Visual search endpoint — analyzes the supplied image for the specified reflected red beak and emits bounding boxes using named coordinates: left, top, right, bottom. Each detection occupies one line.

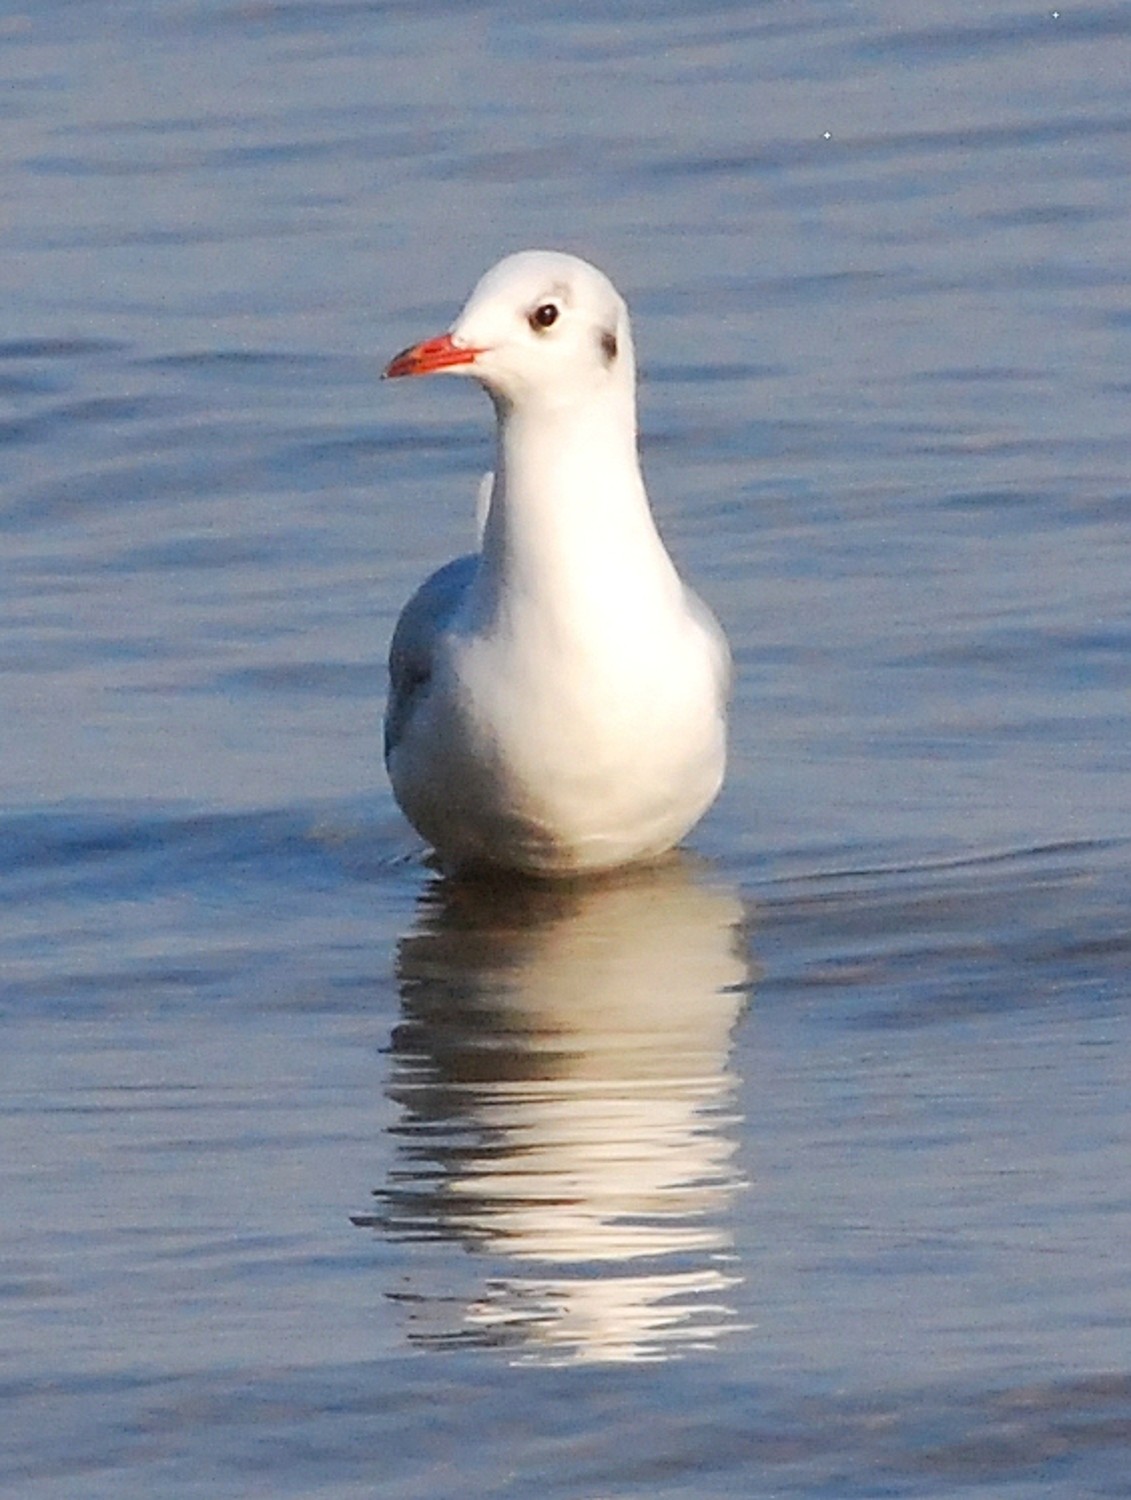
left=383, top=332, right=482, bottom=379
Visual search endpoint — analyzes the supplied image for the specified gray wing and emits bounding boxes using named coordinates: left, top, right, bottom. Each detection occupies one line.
left=384, top=553, right=478, bottom=761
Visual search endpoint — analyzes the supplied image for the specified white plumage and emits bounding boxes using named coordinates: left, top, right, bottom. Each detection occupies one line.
left=383, top=251, right=729, bottom=876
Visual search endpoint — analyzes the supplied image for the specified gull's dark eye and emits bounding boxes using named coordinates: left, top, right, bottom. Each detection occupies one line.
left=529, top=302, right=560, bottom=331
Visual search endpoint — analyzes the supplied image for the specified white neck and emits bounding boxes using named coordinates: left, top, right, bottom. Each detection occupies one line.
left=473, top=385, right=680, bottom=636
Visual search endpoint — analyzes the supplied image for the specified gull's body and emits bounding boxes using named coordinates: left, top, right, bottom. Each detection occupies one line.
left=384, top=251, right=729, bottom=876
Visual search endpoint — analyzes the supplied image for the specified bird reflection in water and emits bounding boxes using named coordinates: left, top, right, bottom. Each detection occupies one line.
left=354, top=857, right=754, bottom=1365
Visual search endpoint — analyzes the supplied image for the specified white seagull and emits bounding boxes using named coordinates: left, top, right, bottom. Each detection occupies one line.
left=383, top=250, right=729, bottom=877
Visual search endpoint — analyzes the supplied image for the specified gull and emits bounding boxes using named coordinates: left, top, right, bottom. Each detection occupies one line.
left=383, top=250, right=729, bottom=876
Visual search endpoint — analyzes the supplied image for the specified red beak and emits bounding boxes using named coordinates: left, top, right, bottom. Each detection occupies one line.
left=384, top=332, right=482, bottom=379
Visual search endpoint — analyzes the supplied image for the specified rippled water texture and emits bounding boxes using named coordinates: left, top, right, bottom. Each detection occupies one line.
left=3, top=2, right=1131, bottom=1496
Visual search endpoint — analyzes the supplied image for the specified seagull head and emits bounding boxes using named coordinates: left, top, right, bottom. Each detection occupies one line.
left=384, top=251, right=635, bottom=412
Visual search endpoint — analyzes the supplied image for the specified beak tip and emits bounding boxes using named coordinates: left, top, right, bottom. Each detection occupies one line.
left=383, top=348, right=416, bottom=380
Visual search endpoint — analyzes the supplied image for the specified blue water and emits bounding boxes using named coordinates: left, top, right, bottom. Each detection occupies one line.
left=4, top=2, right=1131, bottom=1495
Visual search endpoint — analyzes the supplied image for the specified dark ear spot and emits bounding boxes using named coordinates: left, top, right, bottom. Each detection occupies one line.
left=599, top=328, right=618, bottom=366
